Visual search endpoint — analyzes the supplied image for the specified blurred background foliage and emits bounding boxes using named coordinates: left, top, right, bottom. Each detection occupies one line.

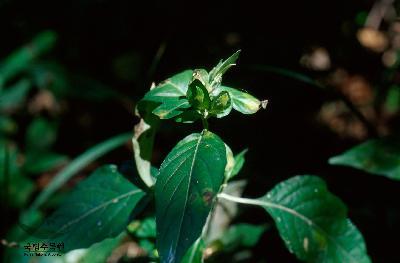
left=1, top=0, right=400, bottom=262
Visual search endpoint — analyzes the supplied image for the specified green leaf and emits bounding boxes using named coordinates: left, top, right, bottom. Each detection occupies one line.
left=141, top=70, right=193, bottom=119
left=210, top=91, right=232, bottom=118
left=174, top=109, right=201, bottom=123
left=155, top=131, right=227, bottom=263
left=224, top=144, right=235, bottom=180
left=25, top=117, right=58, bottom=152
left=0, top=31, right=57, bottom=88
left=213, top=86, right=263, bottom=114
left=23, top=152, right=68, bottom=174
left=0, top=79, right=31, bottom=111
left=219, top=176, right=371, bottom=263
left=75, top=232, right=126, bottom=263
left=384, top=85, right=400, bottom=113
left=220, top=176, right=370, bottom=263
left=29, top=132, right=131, bottom=211
left=329, top=136, right=400, bottom=180
left=128, top=217, right=156, bottom=239
left=192, top=69, right=210, bottom=91
left=34, top=165, right=145, bottom=252
left=13, top=232, right=126, bottom=263
left=220, top=223, right=266, bottom=250
left=181, top=238, right=205, bottom=263
left=230, top=149, right=248, bottom=179
left=209, top=50, right=241, bottom=88
left=139, top=239, right=157, bottom=255
left=0, top=116, right=17, bottom=135
left=262, top=176, right=370, bottom=262
left=0, top=141, right=35, bottom=208
left=186, top=79, right=211, bottom=111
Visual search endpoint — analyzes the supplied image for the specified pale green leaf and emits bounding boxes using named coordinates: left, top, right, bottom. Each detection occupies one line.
left=210, top=90, right=232, bottom=118
left=224, top=143, right=235, bottom=180
left=213, top=86, right=262, bottom=114
left=132, top=116, right=158, bottom=187
left=209, top=50, right=241, bottom=88
left=230, top=148, right=248, bottom=179
left=141, top=70, right=193, bottom=119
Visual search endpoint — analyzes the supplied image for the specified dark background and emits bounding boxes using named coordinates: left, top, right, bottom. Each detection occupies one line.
left=1, top=0, right=399, bottom=262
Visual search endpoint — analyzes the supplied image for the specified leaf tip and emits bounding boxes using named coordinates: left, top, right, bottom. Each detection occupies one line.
left=261, top=100, right=268, bottom=109
left=328, top=156, right=341, bottom=165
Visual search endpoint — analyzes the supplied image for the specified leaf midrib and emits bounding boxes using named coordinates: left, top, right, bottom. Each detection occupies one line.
left=171, top=133, right=203, bottom=258
left=218, top=193, right=360, bottom=263
left=55, top=189, right=142, bottom=235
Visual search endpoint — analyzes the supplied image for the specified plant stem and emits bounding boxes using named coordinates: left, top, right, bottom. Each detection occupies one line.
left=218, top=192, right=313, bottom=225
left=202, top=117, right=209, bottom=130
left=218, top=192, right=266, bottom=206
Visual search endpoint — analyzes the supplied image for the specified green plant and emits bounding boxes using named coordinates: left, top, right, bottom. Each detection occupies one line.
left=11, top=51, right=372, bottom=263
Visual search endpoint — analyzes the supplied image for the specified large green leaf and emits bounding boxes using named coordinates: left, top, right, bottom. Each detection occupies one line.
left=155, top=131, right=227, bottom=263
left=33, top=165, right=145, bottom=252
left=219, top=176, right=371, bottom=263
left=262, top=176, right=370, bottom=262
left=141, top=70, right=193, bottom=119
left=212, top=86, right=263, bottom=114
left=329, top=136, right=400, bottom=180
